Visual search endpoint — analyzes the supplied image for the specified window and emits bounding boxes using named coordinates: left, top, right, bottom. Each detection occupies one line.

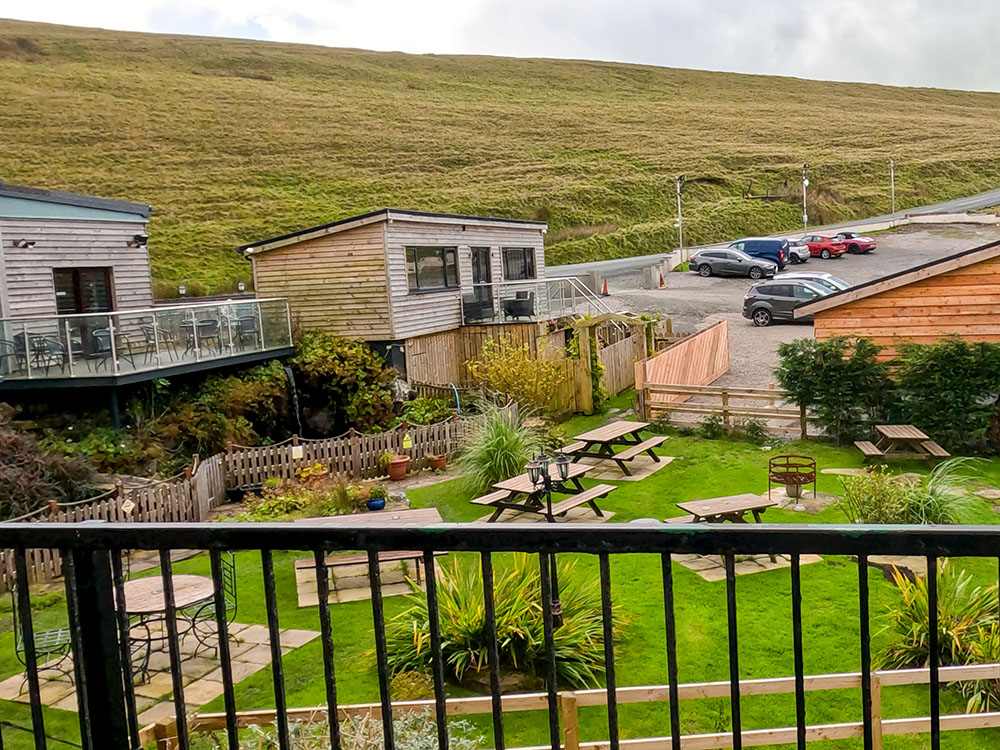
left=53, top=268, right=114, bottom=314
left=502, top=247, right=536, bottom=280
left=703, top=251, right=724, bottom=259
left=405, top=247, right=459, bottom=292
left=769, top=284, right=793, bottom=297
left=793, top=284, right=820, bottom=299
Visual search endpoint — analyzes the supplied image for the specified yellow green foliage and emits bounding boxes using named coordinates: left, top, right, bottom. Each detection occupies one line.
left=465, top=337, right=568, bottom=413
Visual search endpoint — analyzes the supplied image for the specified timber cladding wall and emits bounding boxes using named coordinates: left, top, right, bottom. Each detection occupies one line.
left=813, top=254, right=1000, bottom=359
left=0, top=217, right=153, bottom=318
left=634, top=320, right=730, bottom=406
left=251, top=222, right=392, bottom=339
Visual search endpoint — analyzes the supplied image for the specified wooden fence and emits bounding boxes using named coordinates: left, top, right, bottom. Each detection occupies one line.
left=634, top=320, right=730, bottom=408
left=598, top=333, right=647, bottom=395
left=141, top=662, right=1000, bottom=750
left=0, top=412, right=496, bottom=592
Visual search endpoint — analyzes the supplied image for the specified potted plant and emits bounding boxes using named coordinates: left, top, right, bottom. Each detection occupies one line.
left=367, top=485, right=388, bottom=511
left=383, top=451, right=411, bottom=481
left=427, top=453, right=447, bottom=472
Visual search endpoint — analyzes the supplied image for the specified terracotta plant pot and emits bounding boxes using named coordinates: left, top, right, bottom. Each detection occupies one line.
left=428, top=454, right=447, bottom=471
left=387, top=455, right=411, bottom=481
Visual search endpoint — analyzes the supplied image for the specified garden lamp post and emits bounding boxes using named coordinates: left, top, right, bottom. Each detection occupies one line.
left=526, top=451, right=571, bottom=628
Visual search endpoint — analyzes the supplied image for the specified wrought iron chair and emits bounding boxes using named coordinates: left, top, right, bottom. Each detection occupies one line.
left=234, top=316, right=260, bottom=351
left=183, top=318, right=223, bottom=356
left=0, top=339, right=26, bottom=376
left=91, top=328, right=137, bottom=371
left=11, top=586, right=73, bottom=693
left=139, top=324, right=178, bottom=363
left=184, top=552, right=237, bottom=657
left=502, top=291, right=535, bottom=320
left=12, top=333, right=67, bottom=375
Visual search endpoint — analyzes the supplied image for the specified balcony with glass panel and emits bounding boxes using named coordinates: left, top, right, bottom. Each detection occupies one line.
left=0, top=298, right=293, bottom=388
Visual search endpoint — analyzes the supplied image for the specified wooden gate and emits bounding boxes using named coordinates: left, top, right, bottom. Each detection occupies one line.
left=597, top=334, right=646, bottom=395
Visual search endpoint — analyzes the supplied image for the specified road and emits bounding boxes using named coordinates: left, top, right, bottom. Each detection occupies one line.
left=547, top=186, right=1000, bottom=277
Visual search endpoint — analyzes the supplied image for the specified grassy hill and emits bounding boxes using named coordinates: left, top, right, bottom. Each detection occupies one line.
left=3, top=19, right=1000, bottom=295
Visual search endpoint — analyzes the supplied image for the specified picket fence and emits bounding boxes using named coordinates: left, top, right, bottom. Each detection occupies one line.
left=0, top=412, right=492, bottom=592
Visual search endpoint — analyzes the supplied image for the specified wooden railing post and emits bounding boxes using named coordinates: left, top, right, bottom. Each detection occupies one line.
left=559, top=691, right=580, bottom=750
left=721, top=390, right=730, bottom=428
left=871, top=672, right=883, bottom=750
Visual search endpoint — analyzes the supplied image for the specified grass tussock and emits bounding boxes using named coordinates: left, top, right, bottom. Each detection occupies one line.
left=4, top=19, right=1000, bottom=291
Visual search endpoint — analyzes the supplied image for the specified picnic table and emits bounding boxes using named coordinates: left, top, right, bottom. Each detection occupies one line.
left=670, top=493, right=779, bottom=561
left=560, top=420, right=668, bottom=476
left=855, top=425, right=950, bottom=462
left=472, top=462, right=616, bottom=522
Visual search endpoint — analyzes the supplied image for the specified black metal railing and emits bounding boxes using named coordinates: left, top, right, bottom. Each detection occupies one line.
left=3, top=521, right=1000, bottom=750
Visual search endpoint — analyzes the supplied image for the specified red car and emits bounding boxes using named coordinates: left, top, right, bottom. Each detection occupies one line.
left=800, top=234, right=848, bottom=259
left=832, top=231, right=876, bottom=254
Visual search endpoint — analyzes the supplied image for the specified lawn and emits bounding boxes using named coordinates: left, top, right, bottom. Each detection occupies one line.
left=5, top=19, right=1000, bottom=292
left=3, top=392, right=1000, bottom=748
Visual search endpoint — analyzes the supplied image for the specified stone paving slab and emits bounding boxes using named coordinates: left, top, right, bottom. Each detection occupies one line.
left=577, top=454, right=675, bottom=481
left=676, top=553, right=824, bottom=581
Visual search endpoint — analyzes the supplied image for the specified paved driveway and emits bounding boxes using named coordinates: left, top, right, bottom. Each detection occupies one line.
left=610, top=224, right=1000, bottom=386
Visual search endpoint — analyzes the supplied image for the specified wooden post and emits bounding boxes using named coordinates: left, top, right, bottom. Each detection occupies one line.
left=799, top=405, right=808, bottom=441
left=225, top=442, right=234, bottom=485
left=350, top=428, right=362, bottom=479
left=721, top=390, right=730, bottom=428
left=48, top=499, right=59, bottom=518
left=559, top=691, right=580, bottom=750
left=870, top=672, right=883, bottom=750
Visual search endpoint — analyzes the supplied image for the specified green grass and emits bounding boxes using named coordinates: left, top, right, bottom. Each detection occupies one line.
left=4, top=394, right=1000, bottom=747
left=4, top=20, right=1000, bottom=293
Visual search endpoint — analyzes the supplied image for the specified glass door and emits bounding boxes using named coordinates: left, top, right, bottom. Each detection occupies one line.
left=471, top=247, right=492, bottom=302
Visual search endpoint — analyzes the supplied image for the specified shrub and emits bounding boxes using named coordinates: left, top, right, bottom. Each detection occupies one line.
left=400, top=397, right=454, bottom=425
left=384, top=553, right=622, bottom=688
left=191, top=713, right=484, bottom=750
left=877, top=560, right=998, bottom=670
left=457, top=405, right=538, bottom=494
left=389, top=670, right=435, bottom=700
left=737, top=418, right=771, bottom=445
left=896, top=337, right=1000, bottom=454
left=961, top=624, right=1000, bottom=712
left=774, top=337, right=893, bottom=444
left=0, top=427, right=97, bottom=520
left=837, top=459, right=976, bottom=525
left=464, top=336, right=569, bottom=414
left=292, top=332, right=397, bottom=433
left=239, top=475, right=366, bottom=521
left=697, top=414, right=725, bottom=440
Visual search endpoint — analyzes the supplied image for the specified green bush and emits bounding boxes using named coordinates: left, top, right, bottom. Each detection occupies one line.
left=896, top=337, right=1000, bottom=454
left=292, top=332, right=397, bottom=433
left=400, top=397, right=453, bottom=425
left=384, top=553, right=623, bottom=688
left=464, top=336, right=570, bottom=415
left=238, top=476, right=367, bottom=521
left=774, top=337, right=893, bottom=444
left=697, top=414, right=725, bottom=440
left=457, top=405, right=538, bottom=494
left=837, top=459, right=975, bottom=525
left=878, top=560, right=998, bottom=670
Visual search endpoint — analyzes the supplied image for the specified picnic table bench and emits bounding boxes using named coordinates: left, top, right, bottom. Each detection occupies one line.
left=559, top=420, right=668, bottom=476
left=855, top=425, right=951, bottom=462
left=670, top=493, right=779, bottom=560
left=471, top=462, right=616, bottom=522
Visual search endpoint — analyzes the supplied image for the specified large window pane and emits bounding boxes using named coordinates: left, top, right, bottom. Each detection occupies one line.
left=405, top=247, right=459, bottom=291
left=502, top=247, right=536, bottom=280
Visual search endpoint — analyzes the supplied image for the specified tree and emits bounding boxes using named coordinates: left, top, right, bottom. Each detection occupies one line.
left=774, top=337, right=893, bottom=444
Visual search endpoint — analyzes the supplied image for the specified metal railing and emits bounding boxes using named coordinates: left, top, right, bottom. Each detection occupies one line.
left=0, top=298, right=292, bottom=380
left=461, top=277, right=619, bottom=326
left=4, top=522, right=1000, bottom=750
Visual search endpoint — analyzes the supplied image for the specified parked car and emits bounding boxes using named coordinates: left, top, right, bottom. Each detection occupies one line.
left=799, top=234, right=848, bottom=259
left=785, top=238, right=811, bottom=264
left=831, top=231, right=876, bottom=254
left=689, top=249, right=778, bottom=279
left=774, top=270, right=851, bottom=293
left=728, top=237, right=789, bottom=270
left=742, top=279, right=831, bottom=326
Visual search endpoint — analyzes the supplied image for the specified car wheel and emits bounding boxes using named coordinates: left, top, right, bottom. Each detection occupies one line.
left=698, top=264, right=712, bottom=277
left=849, top=244, right=859, bottom=253
left=789, top=255, right=800, bottom=264
left=748, top=265, right=763, bottom=280
left=820, top=248, right=831, bottom=259
left=752, top=308, right=772, bottom=327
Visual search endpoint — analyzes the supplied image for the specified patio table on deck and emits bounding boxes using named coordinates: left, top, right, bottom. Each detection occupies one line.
left=563, top=420, right=667, bottom=476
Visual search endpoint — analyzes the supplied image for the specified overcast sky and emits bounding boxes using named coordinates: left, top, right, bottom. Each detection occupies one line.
left=6, top=0, right=1000, bottom=92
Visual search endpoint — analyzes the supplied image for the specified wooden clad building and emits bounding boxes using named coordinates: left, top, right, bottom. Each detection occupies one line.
left=0, top=182, right=153, bottom=319
left=240, top=209, right=548, bottom=373
left=794, top=239, right=1000, bottom=359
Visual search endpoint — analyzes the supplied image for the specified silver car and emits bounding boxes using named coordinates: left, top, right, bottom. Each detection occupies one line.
left=786, top=239, right=811, bottom=264
left=689, top=249, right=778, bottom=280
left=774, top=270, right=851, bottom=293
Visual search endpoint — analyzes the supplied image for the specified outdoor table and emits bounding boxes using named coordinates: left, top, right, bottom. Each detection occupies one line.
left=478, top=462, right=615, bottom=522
left=565, top=420, right=667, bottom=476
left=873, top=425, right=949, bottom=460
left=674, top=493, right=779, bottom=561
left=120, top=574, right=215, bottom=617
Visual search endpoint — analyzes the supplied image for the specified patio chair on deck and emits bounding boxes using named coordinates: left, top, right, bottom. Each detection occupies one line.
left=139, top=324, right=178, bottom=363
left=0, top=339, right=26, bottom=376
left=183, top=319, right=223, bottom=356
left=234, top=316, right=260, bottom=350
left=502, top=291, right=535, bottom=321
left=91, top=329, right=136, bottom=371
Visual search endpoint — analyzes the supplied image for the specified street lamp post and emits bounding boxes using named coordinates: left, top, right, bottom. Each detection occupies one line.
left=675, top=174, right=685, bottom=261
left=890, top=158, right=896, bottom=226
left=801, top=163, right=809, bottom=232
left=526, top=451, right=571, bottom=628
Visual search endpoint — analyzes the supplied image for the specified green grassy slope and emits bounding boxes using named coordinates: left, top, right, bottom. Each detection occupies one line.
left=3, top=19, right=1000, bottom=294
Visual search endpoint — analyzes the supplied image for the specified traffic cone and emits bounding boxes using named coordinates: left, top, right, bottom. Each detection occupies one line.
left=601, top=278, right=609, bottom=297
left=658, top=272, right=665, bottom=289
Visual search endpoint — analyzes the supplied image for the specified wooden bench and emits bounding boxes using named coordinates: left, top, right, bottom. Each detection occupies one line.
left=558, top=441, right=587, bottom=454
left=854, top=440, right=884, bottom=461
left=471, top=489, right=512, bottom=506
left=615, top=436, right=668, bottom=462
left=665, top=514, right=695, bottom=524
left=546, top=484, right=616, bottom=518
left=921, top=440, right=951, bottom=458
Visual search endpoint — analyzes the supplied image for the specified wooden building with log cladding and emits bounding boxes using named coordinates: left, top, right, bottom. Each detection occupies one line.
left=794, top=239, right=1000, bottom=359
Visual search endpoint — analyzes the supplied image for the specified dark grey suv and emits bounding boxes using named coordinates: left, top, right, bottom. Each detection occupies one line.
left=742, top=279, right=830, bottom=326
left=689, top=249, right=777, bottom=280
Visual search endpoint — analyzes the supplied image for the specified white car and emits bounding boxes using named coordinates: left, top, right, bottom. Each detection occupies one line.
left=775, top=271, right=851, bottom=294
left=785, top=239, right=811, bottom=264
